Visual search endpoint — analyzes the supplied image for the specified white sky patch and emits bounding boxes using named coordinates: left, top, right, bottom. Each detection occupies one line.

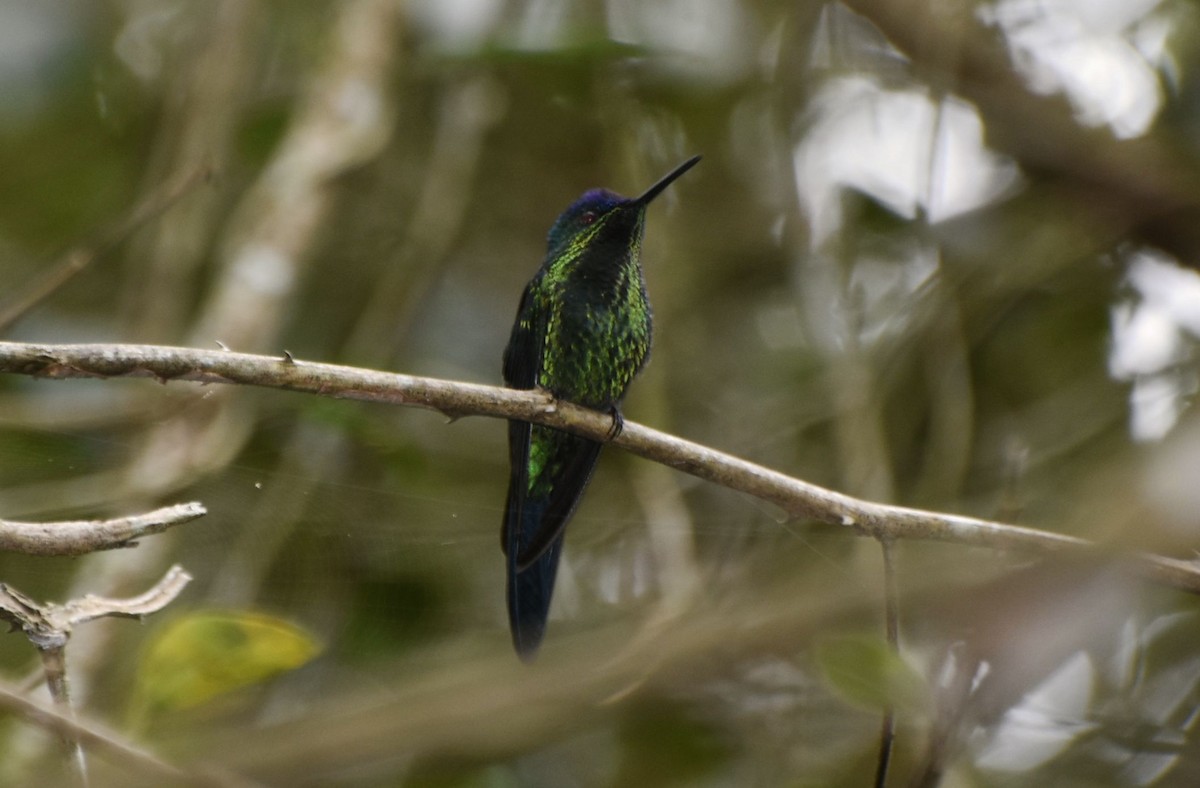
left=848, top=247, right=940, bottom=346
left=793, top=77, right=1021, bottom=245
left=980, top=0, right=1170, bottom=138
left=1109, top=251, right=1200, bottom=440
left=1108, top=301, right=1183, bottom=379
left=975, top=650, right=1098, bottom=772
left=1126, top=252, right=1200, bottom=337
left=607, top=0, right=753, bottom=83
left=1128, top=374, right=1187, bottom=443
left=406, top=0, right=504, bottom=50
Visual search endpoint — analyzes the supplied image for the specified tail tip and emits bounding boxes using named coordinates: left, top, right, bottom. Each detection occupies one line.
left=511, top=625, right=545, bottom=662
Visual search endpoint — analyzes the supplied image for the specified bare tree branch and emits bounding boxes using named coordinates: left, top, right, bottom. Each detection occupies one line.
left=1, top=566, right=193, bottom=786
left=0, top=341, right=1197, bottom=593
left=0, top=680, right=257, bottom=788
left=0, top=503, right=207, bottom=557
left=0, top=565, right=192, bottom=650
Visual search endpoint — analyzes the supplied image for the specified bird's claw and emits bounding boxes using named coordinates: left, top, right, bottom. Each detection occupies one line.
left=605, top=405, right=624, bottom=441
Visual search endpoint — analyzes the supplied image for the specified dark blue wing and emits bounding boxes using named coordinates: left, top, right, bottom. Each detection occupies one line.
left=500, top=279, right=541, bottom=555
left=513, top=429, right=602, bottom=571
left=504, top=425, right=602, bottom=659
left=502, top=280, right=556, bottom=658
left=502, top=279, right=541, bottom=390
left=500, top=276, right=606, bottom=658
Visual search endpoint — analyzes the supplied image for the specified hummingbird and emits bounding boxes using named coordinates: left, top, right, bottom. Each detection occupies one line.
left=501, top=155, right=700, bottom=659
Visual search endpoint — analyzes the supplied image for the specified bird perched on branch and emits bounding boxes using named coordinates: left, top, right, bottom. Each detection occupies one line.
left=501, top=155, right=701, bottom=659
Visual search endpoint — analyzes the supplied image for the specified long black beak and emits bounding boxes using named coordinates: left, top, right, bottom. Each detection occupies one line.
left=633, top=155, right=701, bottom=207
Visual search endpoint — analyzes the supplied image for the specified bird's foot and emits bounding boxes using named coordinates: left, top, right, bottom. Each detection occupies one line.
left=605, top=404, right=625, bottom=441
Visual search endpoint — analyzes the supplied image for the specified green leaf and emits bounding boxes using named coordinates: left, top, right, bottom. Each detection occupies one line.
left=130, top=610, right=321, bottom=725
left=815, top=633, right=927, bottom=713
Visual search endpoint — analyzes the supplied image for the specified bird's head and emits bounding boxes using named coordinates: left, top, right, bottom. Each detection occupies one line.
left=544, top=156, right=701, bottom=258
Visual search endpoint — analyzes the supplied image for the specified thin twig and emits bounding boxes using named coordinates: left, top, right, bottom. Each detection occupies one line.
left=873, top=539, right=900, bottom=788
left=55, top=564, right=194, bottom=627
left=0, top=341, right=1199, bottom=593
left=0, top=565, right=192, bottom=647
left=0, top=165, right=212, bottom=334
left=37, top=643, right=89, bottom=786
left=0, top=682, right=180, bottom=783
left=0, top=681, right=257, bottom=787
left=0, top=502, right=207, bottom=557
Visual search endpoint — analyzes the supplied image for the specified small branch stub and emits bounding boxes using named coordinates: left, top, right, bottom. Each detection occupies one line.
left=0, top=564, right=193, bottom=649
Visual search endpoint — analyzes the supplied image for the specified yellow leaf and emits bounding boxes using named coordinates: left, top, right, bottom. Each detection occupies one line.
left=815, top=632, right=927, bottom=713
left=130, top=610, right=320, bottom=725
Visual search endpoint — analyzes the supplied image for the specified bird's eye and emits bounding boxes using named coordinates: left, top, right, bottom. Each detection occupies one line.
left=580, top=211, right=597, bottom=225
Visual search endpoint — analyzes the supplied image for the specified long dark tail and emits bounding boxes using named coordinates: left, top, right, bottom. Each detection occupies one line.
left=506, top=503, right=564, bottom=660
left=503, top=421, right=602, bottom=660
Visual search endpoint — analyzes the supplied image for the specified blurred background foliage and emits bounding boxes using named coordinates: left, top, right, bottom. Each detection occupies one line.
left=1, top=0, right=1200, bottom=785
